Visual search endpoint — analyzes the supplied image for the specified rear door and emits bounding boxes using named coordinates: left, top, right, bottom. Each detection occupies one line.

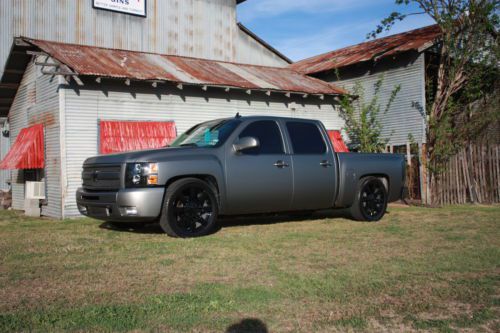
left=225, top=120, right=293, bottom=214
left=285, top=121, right=337, bottom=210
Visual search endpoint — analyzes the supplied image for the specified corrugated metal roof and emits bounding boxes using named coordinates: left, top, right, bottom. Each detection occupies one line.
left=290, top=25, right=442, bottom=74
left=23, top=38, right=346, bottom=96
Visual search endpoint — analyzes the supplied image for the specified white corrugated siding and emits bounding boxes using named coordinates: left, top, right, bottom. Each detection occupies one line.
left=0, top=0, right=286, bottom=79
left=7, top=61, right=61, bottom=217
left=321, top=53, right=427, bottom=145
left=0, top=125, right=10, bottom=191
left=235, top=28, right=288, bottom=68
left=62, top=84, right=343, bottom=217
left=8, top=64, right=34, bottom=210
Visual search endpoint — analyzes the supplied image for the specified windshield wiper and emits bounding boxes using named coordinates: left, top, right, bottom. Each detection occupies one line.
left=179, top=143, right=199, bottom=147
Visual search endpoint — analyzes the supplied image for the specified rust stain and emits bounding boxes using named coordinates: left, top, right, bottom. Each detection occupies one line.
left=29, top=112, right=55, bottom=127
left=23, top=38, right=347, bottom=95
left=290, top=25, right=442, bottom=74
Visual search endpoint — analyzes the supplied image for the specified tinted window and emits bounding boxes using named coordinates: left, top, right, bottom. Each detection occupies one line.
left=170, top=119, right=241, bottom=148
left=286, top=122, right=327, bottom=154
left=239, top=121, right=284, bottom=155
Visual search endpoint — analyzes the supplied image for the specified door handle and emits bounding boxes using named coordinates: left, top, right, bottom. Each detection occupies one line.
left=274, top=160, right=289, bottom=168
left=320, top=160, right=333, bottom=168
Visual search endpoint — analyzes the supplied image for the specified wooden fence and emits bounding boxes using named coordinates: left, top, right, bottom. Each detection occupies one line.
left=434, top=144, right=500, bottom=205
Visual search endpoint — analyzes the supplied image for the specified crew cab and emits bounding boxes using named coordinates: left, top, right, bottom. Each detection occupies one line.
left=76, top=116, right=405, bottom=237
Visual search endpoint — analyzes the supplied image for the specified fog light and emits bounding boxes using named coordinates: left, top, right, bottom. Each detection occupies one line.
left=78, top=205, right=88, bottom=214
left=124, top=207, right=138, bottom=216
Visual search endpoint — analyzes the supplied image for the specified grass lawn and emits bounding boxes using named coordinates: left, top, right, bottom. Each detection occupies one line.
left=0, top=205, right=499, bottom=332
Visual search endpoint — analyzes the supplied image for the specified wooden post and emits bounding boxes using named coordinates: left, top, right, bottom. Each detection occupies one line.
left=406, top=143, right=411, bottom=167
left=419, top=143, right=430, bottom=205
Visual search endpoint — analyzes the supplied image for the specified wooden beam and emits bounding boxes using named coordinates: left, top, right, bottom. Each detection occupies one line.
left=3, top=69, right=25, bottom=75
left=27, top=51, right=48, bottom=57
left=41, top=70, right=77, bottom=76
left=35, top=62, right=59, bottom=67
left=0, top=83, right=19, bottom=89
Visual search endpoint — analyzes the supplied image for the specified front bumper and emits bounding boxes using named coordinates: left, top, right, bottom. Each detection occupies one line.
left=76, top=187, right=165, bottom=222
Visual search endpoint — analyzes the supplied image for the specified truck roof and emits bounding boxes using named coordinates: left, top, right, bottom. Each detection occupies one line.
left=219, top=115, right=322, bottom=123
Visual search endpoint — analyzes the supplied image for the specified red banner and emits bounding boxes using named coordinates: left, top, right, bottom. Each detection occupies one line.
left=99, top=121, right=177, bottom=155
left=327, top=130, right=349, bottom=153
left=0, top=124, right=44, bottom=170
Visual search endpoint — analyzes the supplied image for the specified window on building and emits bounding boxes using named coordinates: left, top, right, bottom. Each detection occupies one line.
left=286, top=121, right=327, bottom=155
left=99, top=121, right=177, bottom=155
left=239, top=120, right=284, bottom=155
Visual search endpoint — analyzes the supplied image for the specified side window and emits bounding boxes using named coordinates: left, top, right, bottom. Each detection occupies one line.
left=239, top=121, right=284, bottom=155
left=286, top=122, right=327, bottom=155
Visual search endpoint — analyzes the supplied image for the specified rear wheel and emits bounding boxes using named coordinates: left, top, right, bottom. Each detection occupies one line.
left=159, top=178, right=219, bottom=238
left=350, top=177, right=388, bottom=221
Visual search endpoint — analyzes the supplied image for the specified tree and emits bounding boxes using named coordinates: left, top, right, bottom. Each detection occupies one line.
left=371, top=0, right=499, bottom=203
left=339, top=77, right=401, bottom=153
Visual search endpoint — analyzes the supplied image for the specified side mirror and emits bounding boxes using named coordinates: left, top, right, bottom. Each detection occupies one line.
left=233, top=137, right=259, bottom=153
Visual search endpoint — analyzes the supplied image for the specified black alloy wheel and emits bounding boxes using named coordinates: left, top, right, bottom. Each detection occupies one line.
left=359, top=179, right=387, bottom=220
left=350, top=177, right=388, bottom=222
left=160, top=178, right=219, bottom=237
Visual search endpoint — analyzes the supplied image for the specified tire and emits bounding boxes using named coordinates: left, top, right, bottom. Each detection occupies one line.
left=159, top=178, right=219, bottom=238
left=349, top=176, right=388, bottom=222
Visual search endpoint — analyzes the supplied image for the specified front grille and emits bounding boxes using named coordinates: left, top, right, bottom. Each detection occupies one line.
left=82, top=164, right=122, bottom=190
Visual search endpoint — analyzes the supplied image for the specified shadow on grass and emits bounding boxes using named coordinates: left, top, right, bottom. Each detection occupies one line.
left=226, top=318, right=268, bottom=333
left=98, top=209, right=354, bottom=235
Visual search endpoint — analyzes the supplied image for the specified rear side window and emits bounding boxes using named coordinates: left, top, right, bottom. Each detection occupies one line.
left=239, top=120, right=284, bottom=155
left=286, top=122, right=327, bottom=155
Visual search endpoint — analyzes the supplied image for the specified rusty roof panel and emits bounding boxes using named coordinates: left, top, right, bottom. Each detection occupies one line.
left=24, top=38, right=346, bottom=95
left=290, top=25, right=441, bottom=74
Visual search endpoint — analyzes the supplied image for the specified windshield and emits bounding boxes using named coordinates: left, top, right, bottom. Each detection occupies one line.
left=169, top=119, right=241, bottom=148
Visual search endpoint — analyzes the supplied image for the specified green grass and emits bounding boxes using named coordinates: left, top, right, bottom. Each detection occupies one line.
left=0, top=205, right=499, bottom=332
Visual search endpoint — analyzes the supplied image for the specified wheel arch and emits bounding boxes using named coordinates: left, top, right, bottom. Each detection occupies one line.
left=165, top=174, right=221, bottom=206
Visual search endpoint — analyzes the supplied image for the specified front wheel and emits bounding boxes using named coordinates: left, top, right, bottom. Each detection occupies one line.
left=159, top=178, right=219, bottom=238
left=349, top=177, right=388, bottom=222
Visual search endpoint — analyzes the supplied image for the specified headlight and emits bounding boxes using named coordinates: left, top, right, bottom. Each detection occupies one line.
left=125, top=162, right=159, bottom=188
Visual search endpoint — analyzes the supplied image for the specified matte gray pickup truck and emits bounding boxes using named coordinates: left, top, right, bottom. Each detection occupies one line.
left=77, top=116, right=405, bottom=237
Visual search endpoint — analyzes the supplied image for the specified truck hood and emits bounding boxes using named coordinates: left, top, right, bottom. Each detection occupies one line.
left=83, top=147, right=208, bottom=165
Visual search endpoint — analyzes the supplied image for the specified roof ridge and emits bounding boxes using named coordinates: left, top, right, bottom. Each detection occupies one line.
left=293, top=24, right=440, bottom=64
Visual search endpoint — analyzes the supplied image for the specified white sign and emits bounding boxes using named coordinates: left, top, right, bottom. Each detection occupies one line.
left=93, top=0, right=146, bottom=17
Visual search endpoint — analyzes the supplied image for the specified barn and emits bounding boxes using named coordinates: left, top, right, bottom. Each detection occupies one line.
left=0, top=0, right=347, bottom=218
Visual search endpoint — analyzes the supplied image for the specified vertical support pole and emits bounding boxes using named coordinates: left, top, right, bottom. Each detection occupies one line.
left=419, top=143, right=430, bottom=205
left=406, top=142, right=411, bottom=167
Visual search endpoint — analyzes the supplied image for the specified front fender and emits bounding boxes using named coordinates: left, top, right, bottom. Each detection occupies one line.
left=157, top=155, right=226, bottom=211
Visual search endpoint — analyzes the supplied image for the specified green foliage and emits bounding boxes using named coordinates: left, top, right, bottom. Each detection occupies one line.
left=371, top=0, right=500, bottom=200
left=339, top=77, right=401, bottom=153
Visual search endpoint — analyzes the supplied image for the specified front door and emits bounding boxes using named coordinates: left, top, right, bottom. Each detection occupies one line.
left=225, top=120, right=293, bottom=215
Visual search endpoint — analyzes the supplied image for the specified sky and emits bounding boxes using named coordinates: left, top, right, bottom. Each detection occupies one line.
left=237, top=0, right=435, bottom=62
